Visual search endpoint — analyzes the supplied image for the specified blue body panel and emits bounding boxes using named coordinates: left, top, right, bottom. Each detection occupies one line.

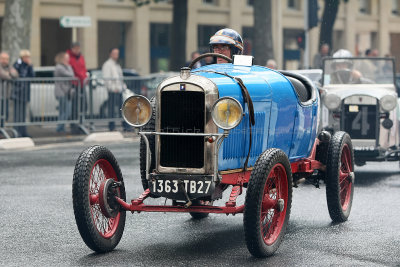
left=193, top=64, right=319, bottom=171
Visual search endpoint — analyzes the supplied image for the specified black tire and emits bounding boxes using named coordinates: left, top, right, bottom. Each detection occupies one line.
left=189, top=200, right=210, bottom=219
left=244, top=148, right=293, bottom=258
left=326, top=131, right=354, bottom=222
left=72, top=145, right=126, bottom=252
left=140, top=96, right=156, bottom=191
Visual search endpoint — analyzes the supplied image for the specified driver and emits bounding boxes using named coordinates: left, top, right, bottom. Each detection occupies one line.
left=209, top=28, right=244, bottom=64
left=330, top=49, right=362, bottom=84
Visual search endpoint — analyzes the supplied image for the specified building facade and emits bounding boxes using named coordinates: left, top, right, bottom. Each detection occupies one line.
left=0, top=0, right=399, bottom=74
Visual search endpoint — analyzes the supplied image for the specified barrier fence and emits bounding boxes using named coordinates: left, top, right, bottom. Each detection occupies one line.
left=0, top=74, right=169, bottom=138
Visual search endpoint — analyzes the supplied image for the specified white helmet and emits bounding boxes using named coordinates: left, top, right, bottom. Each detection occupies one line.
left=332, top=49, right=353, bottom=68
left=333, top=49, right=353, bottom=58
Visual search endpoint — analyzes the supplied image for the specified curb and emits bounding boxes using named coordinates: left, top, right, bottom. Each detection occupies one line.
left=84, top=131, right=125, bottom=143
left=0, top=137, right=35, bottom=150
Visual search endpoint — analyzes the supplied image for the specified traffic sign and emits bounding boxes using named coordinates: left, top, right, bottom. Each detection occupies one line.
left=60, top=16, right=91, bottom=28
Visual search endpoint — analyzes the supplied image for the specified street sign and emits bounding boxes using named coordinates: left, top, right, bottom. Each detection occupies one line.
left=60, top=16, right=91, bottom=28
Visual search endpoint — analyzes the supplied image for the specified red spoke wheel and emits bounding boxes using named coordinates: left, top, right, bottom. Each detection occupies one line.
left=244, top=149, right=292, bottom=258
left=326, top=131, right=355, bottom=222
left=73, top=145, right=126, bottom=252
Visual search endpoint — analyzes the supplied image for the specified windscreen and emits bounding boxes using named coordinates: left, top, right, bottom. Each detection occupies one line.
left=323, top=58, right=395, bottom=85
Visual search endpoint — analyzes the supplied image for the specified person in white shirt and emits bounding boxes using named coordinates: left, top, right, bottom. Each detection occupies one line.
left=102, top=48, right=129, bottom=131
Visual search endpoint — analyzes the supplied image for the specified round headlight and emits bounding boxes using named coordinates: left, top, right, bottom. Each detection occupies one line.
left=121, top=95, right=152, bottom=127
left=211, top=97, right=243, bottom=130
left=323, top=93, right=341, bottom=111
left=380, top=95, right=397, bottom=112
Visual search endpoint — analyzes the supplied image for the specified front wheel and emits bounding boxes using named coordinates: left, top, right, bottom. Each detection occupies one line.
left=326, top=131, right=354, bottom=222
left=72, top=145, right=126, bottom=252
left=244, top=149, right=293, bottom=258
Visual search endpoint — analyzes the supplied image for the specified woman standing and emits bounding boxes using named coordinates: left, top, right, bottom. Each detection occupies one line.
left=54, top=52, right=75, bottom=133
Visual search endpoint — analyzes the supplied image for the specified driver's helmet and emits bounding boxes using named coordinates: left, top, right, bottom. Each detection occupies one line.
left=331, top=49, right=353, bottom=69
left=209, top=28, right=244, bottom=57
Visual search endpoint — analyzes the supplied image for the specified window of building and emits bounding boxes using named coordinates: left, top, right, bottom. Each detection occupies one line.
left=247, top=0, right=254, bottom=7
left=203, top=0, right=218, bottom=6
left=359, top=0, right=371, bottom=14
left=150, top=23, right=171, bottom=72
left=198, top=25, right=225, bottom=53
left=287, top=0, right=301, bottom=10
left=393, top=0, right=400, bottom=15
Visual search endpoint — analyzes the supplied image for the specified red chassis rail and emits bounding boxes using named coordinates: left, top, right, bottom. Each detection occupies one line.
left=114, top=139, right=325, bottom=215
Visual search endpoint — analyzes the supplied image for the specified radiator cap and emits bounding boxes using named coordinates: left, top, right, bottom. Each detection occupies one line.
left=180, top=67, right=191, bottom=80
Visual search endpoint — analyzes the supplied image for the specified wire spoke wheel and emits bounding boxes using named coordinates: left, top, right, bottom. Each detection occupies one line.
left=90, top=159, right=120, bottom=238
left=260, top=164, right=288, bottom=245
left=73, top=145, right=126, bottom=252
left=244, top=149, right=292, bottom=258
left=326, top=131, right=354, bottom=222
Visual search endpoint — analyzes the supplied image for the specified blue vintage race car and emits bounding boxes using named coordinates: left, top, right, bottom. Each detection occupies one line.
left=72, top=53, right=355, bottom=258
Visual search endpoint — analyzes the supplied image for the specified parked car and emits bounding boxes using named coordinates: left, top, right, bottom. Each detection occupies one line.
left=320, top=57, right=398, bottom=166
left=72, top=54, right=355, bottom=258
left=29, top=67, right=140, bottom=120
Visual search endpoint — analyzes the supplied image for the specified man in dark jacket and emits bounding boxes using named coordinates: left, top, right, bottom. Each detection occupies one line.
left=13, top=50, right=34, bottom=137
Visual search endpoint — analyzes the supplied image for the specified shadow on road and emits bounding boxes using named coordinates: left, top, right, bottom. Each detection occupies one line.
left=354, top=169, right=398, bottom=187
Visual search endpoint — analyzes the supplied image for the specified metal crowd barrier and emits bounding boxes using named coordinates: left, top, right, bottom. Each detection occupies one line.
left=0, top=73, right=174, bottom=138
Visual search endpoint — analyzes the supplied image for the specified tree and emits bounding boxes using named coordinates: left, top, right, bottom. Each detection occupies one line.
left=1, top=0, right=33, bottom=63
left=132, top=0, right=187, bottom=71
left=318, top=0, right=347, bottom=50
left=169, top=0, right=187, bottom=71
left=253, top=0, right=274, bottom=66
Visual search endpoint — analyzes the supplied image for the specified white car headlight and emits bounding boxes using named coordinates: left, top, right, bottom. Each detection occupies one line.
left=211, top=97, right=243, bottom=130
left=380, top=95, right=397, bottom=112
left=121, top=95, right=152, bottom=127
left=323, top=93, right=341, bottom=111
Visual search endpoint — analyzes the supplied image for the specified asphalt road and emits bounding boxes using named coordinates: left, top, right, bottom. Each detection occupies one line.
left=1, top=140, right=400, bottom=266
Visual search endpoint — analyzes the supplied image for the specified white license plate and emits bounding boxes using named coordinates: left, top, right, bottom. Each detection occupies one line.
left=152, top=179, right=212, bottom=194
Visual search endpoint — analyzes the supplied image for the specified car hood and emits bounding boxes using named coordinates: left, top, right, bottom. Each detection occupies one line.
left=322, top=84, right=397, bottom=100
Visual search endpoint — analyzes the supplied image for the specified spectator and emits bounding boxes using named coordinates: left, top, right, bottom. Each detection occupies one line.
left=54, top=52, right=75, bottom=133
left=186, top=51, right=202, bottom=69
left=357, top=48, right=379, bottom=80
left=12, top=50, right=34, bottom=137
left=102, top=48, right=129, bottom=131
left=0, top=51, right=18, bottom=124
left=266, top=59, right=278, bottom=70
left=67, top=42, right=87, bottom=133
left=313, top=43, right=330, bottom=69
left=366, top=48, right=379, bottom=57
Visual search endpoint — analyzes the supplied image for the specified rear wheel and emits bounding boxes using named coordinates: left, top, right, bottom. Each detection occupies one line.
left=326, top=131, right=354, bottom=222
left=72, top=145, right=126, bottom=252
left=244, top=149, right=293, bottom=258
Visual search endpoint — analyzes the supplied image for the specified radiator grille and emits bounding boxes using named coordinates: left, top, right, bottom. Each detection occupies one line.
left=343, top=104, right=376, bottom=139
left=160, top=90, right=205, bottom=168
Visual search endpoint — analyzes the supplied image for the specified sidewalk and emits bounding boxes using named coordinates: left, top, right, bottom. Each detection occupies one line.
left=1, top=124, right=139, bottom=146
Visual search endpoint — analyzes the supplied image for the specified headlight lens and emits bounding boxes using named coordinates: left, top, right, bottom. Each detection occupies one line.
left=211, top=97, right=243, bottom=130
left=121, top=95, right=152, bottom=127
left=380, top=95, right=397, bottom=112
left=323, top=93, right=341, bottom=111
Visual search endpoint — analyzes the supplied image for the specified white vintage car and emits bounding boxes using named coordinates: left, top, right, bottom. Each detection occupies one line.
left=320, top=57, right=398, bottom=166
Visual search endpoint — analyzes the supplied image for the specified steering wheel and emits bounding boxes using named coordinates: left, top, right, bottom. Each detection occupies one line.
left=188, top=52, right=232, bottom=69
